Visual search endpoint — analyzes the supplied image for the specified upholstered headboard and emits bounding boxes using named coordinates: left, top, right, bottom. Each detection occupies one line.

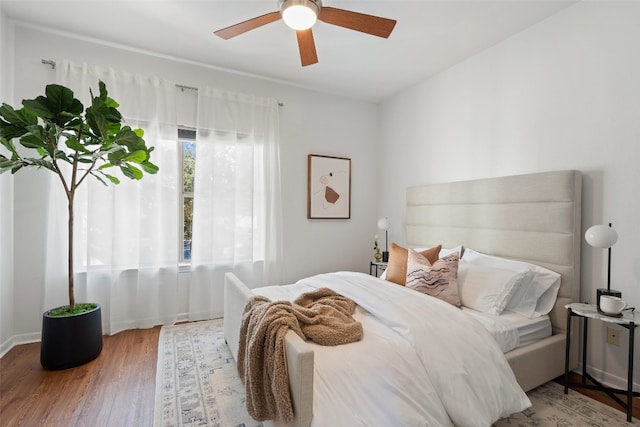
left=405, top=170, right=582, bottom=334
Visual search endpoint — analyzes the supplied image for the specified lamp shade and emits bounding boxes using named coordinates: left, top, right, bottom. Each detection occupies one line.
left=377, top=217, right=390, bottom=231
left=280, top=0, right=319, bottom=30
left=585, top=224, right=618, bottom=248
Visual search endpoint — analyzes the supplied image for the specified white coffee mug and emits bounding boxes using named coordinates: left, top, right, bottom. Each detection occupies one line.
left=600, top=295, right=626, bottom=314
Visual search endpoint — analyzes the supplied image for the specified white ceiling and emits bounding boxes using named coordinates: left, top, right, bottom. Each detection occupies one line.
left=1, top=0, right=576, bottom=103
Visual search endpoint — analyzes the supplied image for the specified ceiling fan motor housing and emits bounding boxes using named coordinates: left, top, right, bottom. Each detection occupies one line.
left=279, top=0, right=322, bottom=17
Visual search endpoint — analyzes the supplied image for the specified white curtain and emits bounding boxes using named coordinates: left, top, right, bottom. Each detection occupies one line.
left=189, top=87, right=283, bottom=320
left=0, top=167, right=13, bottom=344
left=47, top=60, right=180, bottom=334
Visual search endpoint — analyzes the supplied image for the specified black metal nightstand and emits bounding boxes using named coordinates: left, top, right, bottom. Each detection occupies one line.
left=564, top=303, right=640, bottom=422
left=369, top=261, right=387, bottom=277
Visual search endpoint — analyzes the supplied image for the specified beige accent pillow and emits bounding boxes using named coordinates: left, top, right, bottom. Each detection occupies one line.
left=406, top=249, right=461, bottom=307
left=384, top=242, right=441, bottom=286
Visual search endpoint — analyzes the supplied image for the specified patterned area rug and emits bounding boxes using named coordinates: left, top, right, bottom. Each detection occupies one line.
left=155, top=319, right=637, bottom=427
left=154, top=319, right=263, bottom=427
left=494, top=381, right=639, bottom=426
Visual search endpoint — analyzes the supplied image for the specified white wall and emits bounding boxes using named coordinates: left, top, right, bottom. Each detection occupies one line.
left=0, top=8, right=16, bottom=355
left=378, top=1, right=640, bottom=388
left=4, top=24, right=379, bottom=348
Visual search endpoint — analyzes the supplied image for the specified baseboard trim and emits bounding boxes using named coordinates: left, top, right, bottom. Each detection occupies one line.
left=0, top=332, right=41, bottom=359
left=574, top=363, right=640, bottom=393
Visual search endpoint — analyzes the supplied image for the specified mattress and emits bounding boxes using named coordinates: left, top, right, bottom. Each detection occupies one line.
left=461, top=307, right=552, bottom=353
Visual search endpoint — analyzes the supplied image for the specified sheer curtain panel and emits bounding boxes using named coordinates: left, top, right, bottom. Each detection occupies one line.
left=0, top=168, right=13, bottom=346
left=49, top=60, right=180, bottom=333
left=189, top=87, right=283, bottom=320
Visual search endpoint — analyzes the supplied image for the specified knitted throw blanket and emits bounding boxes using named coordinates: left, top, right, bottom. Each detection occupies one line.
left=237, top=287, right=363, bottom=423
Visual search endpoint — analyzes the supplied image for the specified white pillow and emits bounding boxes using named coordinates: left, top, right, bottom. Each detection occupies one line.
left=439, top=245, right=464, bottom=259
left=463, top=248, right=561, bottom=318
left=457, top=261, right=531, bottom=315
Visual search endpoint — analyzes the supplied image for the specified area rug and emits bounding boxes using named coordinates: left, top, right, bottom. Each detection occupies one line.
left=155, top=319, right=637, bottom=427
left=494, top=381, right=639, bottom=426
left=154, top=319, right=263, bottom=427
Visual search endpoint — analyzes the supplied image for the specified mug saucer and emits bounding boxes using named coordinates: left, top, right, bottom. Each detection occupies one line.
left=599, top=310, right=623, bottom=318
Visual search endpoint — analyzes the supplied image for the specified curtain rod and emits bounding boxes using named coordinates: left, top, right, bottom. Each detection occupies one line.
left=41, top=59, right=283, bottom=106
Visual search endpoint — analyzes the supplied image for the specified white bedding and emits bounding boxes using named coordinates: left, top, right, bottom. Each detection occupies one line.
left=462, top=308, right=552, bottom=353
left=253, top=271, right=530, bottom=427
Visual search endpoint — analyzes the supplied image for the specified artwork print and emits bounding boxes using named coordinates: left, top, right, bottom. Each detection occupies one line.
left=307, top=154, right=351, bottom=219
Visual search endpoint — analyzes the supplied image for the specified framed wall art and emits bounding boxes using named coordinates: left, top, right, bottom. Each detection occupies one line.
left=307, top=154, right=351, bottom=219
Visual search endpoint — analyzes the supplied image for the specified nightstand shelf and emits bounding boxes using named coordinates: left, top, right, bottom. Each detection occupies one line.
left=564, top=303, right=640, bottom=422
left=369, top=261, right=387, bottom=277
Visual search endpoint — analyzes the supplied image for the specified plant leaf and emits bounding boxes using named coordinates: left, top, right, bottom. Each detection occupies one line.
left=22, top=96, right=55, bottom=119
left=24, top=158, right=56, bottom=172
left=0, top=104, right=37, bottom=139
left=19, top=134, right=47, bottom=149
left=86, top=108, right=109, bottom=139
left=45, top=84, right=82, bottom=114
left=22, top=84, right=84, bottom=126
left=140, top=161, right=159, bottom=175
left=0, top=157, right=23, bottom=174
left=0, top=137, right=19, bottom=157
left=120, top=163, right=146, bottom=180
left=86, top=82, right=122, bottom=139
left=112, top=128, right=144, bottom=151
left=53, top=149, right=71, bottom=162
left=65, top=138, right=90, bottom=153
left=102, top=173, right=120, bottom=184
left=0, top=103, right=38, bottom=127
left=123, top=150, right=148, bottom=163
left=107, top=147, right=127, bottom=165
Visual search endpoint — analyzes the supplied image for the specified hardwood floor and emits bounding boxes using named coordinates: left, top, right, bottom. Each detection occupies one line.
left=0, top=326, right=161, bottom=426
left=1, top=326, right=638, bottom=426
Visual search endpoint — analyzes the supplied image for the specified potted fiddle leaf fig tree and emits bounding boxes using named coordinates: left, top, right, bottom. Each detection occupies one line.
left=0, top=82, right=158, bottom=370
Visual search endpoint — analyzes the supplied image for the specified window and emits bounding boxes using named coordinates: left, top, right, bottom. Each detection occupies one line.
left=179, top=128, right=196, bottom=262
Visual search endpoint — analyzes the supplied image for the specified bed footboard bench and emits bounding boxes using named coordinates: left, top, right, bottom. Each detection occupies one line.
left=224, top=272, right=314, bottom=427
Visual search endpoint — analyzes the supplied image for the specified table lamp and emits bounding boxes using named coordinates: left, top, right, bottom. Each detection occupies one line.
left=585, top=223, right=620, bottom=312
left=377, top=217, right=390, bottom=262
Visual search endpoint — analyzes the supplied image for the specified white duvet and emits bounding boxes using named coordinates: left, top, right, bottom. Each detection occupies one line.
left=254, top=271, right=530, bottom=427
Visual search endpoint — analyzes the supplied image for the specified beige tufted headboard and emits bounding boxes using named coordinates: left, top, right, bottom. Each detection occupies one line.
left=405, top=170, right=582, bottom=334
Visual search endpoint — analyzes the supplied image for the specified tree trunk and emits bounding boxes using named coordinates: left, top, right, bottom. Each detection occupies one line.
left=68, top=192, right=75, bottom=311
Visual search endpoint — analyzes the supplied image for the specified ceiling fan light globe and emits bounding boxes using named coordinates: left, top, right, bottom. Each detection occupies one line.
left=280, top=0, right=320, bottom=30
left=282, top=5, right=316, bottom=30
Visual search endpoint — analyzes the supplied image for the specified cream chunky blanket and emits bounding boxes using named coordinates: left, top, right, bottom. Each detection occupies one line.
left=237, top=287, right=363, bottom=423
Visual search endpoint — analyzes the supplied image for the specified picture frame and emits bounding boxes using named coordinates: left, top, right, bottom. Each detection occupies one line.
left=307, top=154, right=351, bottom=219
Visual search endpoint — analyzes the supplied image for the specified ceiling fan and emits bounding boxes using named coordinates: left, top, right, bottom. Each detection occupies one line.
left=214, top=0, right=397, bottom=67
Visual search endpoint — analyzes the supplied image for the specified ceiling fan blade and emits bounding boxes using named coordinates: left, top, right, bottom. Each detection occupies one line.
left=318, top=7, right=396, bottom=38
left=214, top=11, right=282, bottom=40
left=296, top=29, right=318, bottom=67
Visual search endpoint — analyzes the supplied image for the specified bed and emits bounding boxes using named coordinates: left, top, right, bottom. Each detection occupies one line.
left=224, top=169, right=582, bottom=427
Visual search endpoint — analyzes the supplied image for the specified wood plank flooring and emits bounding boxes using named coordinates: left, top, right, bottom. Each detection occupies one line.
left=1, top=326, right=160, bottom=426
left=1, top=325, right=638, bottom=426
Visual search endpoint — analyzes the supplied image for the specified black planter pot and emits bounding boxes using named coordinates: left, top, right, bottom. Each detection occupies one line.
left=40, top=304, right=103, bottom=370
